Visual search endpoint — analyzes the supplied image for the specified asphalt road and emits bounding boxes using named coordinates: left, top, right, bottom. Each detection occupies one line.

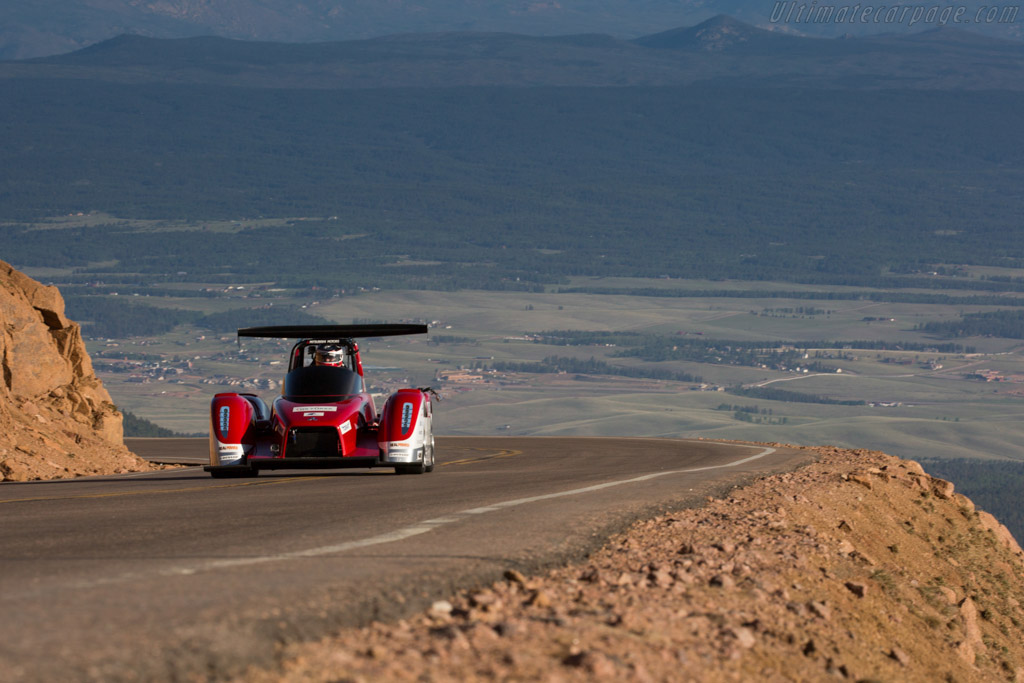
left=0, top=437, right=811, bottom=681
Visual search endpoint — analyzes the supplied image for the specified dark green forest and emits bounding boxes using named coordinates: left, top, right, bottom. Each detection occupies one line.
left=532, top=330, right=970, bottom=367
left=64, top=295, right=327, bottom=337
left=557, top=287, right=1024, bottom=302
left=726, top=385, right=866, bottom=406
left=190, top=306, right=328, bottom=334
left=917, top=310, right=1024, bottom=339
left=122, top=410, right=190, bottom=437
left=2, top=81, right=1023, bottom=291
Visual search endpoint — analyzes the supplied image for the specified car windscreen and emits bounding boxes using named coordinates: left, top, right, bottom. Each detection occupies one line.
left=282, top=366, right=362, bottom=401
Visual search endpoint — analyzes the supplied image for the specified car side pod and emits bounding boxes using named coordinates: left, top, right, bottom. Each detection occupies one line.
left=378, top=388, right=433, bottom=474
left=205, top=393, right=259, bottom=477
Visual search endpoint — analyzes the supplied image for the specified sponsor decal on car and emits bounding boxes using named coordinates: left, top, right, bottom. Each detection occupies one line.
left=401, top=403, right=414, bottom=431
left=217, top=443, right=243, bottom=464
left=293, top=406, right=338, bottom=413
left=386, top=450, right=413, bottom=463
left=340, top=421, right=352, bottom=434
left=219, top=406, right=231, bottom=435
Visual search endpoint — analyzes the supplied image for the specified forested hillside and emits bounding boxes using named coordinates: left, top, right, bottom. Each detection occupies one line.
left=2, top=81, right=1022, bottom=291
left=917, top=310, right=1024, bottom=339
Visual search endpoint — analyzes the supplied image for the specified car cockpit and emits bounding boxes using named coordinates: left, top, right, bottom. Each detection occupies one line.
left=288, top=338, right=357, bottom=372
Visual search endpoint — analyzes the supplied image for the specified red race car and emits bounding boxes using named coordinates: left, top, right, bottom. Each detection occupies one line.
left=204, top=324, right=436, bottom=478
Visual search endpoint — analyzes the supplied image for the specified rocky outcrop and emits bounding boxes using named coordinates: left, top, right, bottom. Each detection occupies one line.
left=0, top=261, right=153, bottom=481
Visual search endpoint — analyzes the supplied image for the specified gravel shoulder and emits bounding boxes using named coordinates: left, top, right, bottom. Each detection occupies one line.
left=240, top=445, right=1024, bottom=682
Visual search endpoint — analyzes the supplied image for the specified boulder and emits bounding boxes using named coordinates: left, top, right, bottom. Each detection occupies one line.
left=0, top=260, right=152, bottom=480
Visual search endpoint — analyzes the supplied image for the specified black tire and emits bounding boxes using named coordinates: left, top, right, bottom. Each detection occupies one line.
left=210, top=467, right=258, bottom=479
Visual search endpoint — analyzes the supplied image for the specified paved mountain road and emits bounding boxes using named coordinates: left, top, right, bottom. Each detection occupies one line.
left=0, top=437, right=811, bottom=681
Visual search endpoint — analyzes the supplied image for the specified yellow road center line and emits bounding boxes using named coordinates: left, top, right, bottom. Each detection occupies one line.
left=442, top=449, right=521, bottom=466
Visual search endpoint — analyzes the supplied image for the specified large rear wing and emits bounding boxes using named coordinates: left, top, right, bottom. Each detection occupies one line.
left=237, top=324, right=428, bottom=340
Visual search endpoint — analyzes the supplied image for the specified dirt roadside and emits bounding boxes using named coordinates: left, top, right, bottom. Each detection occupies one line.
left=239, top=445, right=1024, bottom=682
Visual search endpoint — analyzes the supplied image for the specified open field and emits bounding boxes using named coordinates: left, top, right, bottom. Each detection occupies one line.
left=3, top=212, right=325, bottom=234
left=76, top=281, right=1024, bottom=464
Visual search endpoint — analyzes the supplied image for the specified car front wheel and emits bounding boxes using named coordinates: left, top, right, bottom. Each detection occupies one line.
left=209, top=467, right=258, bottom=479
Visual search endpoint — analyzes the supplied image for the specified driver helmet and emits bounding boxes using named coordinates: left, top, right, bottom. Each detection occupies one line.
left=313, top=344, right=346, bottom=367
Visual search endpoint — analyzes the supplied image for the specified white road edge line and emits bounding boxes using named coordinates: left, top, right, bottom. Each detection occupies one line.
left=25, top=442, right=777, bottom=594
left=162, top=442, right=776, bottom=577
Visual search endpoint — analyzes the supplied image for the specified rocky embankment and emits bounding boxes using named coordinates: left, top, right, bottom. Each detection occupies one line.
left=245, top=446, right=1024, bottom=682
left=0, top=261, right=153, bottom=481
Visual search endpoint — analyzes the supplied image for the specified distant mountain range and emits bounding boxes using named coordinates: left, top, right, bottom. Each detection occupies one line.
left=2, top=0, right=1020, bottom=60
left=4, top=15, right=1024, bottom=90
left=1, top=10, right=1022, bottom=292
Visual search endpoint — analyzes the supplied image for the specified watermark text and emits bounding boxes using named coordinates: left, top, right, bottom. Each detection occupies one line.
left=769, top=1, right=1019, bottom=25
